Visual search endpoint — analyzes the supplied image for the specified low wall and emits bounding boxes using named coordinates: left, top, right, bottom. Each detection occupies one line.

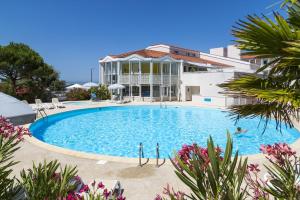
left=192, top=95, right=255, bottom=107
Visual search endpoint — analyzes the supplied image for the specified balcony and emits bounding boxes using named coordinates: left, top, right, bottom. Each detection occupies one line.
left=119, top=74, right=178, bottom=85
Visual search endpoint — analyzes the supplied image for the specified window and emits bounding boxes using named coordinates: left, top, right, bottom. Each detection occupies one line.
left=112, top=62, right=117, bottom=74
left=171, top=63, right=178, bottom=75
left=141, top=62, right=150, bottom=74
left=123, top=85, right=129, bottom=96
left=141, top=85, right=150, bottom=97
left=131, top=62, right=139, bottom=74
left=163, top=63, right=170, bottom=74
left=105, top=62, right=111, bottom=74
left=153, top=85, right=160, bottom=97
left=132, top=86, right=139, bottom=96
left=112, top=75, right=117, bottom=84
left=153, top=63, right=160, bottom=74
left=121, top=62, right=129, bottom=74
left=171, top=85, right=177, bottom=97
left=184, top=66, right=188, bottom=72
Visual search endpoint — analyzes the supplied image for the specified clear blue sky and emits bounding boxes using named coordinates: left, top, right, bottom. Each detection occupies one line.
left=0, top=0, right=276, bottom=82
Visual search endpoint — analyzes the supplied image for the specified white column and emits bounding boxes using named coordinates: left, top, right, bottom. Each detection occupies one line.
left=160, top=62, right=163, bottom=102
left=150, top=61, right=153, bottom=102
left=103, top=62, right=106, bottom=85
left=110, top=62, right=113, bottom=84
left=139, top=61, right=141, bottom=98
left=169, top=62, right=172, bottom=101
left=179, top=61, right=184, bottom=101
left=99, top=62, right=103, bottom=85
left=177, top=62, right=181, bottom=101
left=129, top=61, right=132, bottom=99
left=117, top=61, right=120, bottom=84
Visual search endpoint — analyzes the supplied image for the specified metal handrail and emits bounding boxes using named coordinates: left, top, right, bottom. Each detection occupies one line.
left=156, top=143, right=166, bottom=168
left=37, top=108, right=48, bottom=120
left=156, top=143, right=159, bottom=167
left=138, top=142, right=149, bottom=167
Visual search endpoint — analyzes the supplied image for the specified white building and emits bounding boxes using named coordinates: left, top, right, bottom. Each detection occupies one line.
left=99, top=44, right=258, bottom=106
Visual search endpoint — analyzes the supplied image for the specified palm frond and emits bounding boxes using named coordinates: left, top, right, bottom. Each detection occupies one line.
left=220, top=75, right=300, bottom=130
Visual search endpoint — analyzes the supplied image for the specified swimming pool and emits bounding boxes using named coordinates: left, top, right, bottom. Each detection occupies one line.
left=30, top=106, right=300, bottom=158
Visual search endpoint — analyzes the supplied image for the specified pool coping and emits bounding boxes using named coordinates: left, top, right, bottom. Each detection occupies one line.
left=24, top=102, right=300, bottom=164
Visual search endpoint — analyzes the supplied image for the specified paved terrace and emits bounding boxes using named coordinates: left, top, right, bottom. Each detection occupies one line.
left=12, top=101, right=300, bottom=200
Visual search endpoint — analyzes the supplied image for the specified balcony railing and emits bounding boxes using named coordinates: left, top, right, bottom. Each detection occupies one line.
left=119, top=74, right=178, bottom=85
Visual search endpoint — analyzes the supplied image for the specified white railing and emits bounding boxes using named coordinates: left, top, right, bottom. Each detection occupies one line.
left=119, top=74, right=178, bottom=85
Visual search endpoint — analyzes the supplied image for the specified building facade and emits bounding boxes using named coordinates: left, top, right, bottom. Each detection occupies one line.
left=99, top=44, right=258, bottom=106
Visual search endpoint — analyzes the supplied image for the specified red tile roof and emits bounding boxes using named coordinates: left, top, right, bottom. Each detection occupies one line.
left=110, top=49, right=231, bottom=67
left=241, top=55, right=257, bottom=59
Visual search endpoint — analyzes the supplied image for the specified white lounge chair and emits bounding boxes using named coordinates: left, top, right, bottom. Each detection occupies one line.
left=22, top=100, right=38, bottom=111
left=35, top=99, right=55, bottom=110
left=52, top=98, right=65, bottom=108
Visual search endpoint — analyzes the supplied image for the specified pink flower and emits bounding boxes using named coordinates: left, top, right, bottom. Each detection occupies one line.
left=79, top=184, right=89, bottom=193
left=260, top=143, right=296, bottom=166
left=97, top=181, right=105, bottom=189
left=117, top=195, right=126, bottom=200
left=247, top=164, right=260, bottom=172
left=103, top=188, right=111, bottom=199
left=0, top=116, right=31, bottom=141
left=154, top=194, right=163, bottom=200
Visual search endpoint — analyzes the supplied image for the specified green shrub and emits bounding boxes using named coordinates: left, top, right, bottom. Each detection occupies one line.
left=20, top=160, right=79, bottom=200
left=88, top=85, right=111, bottom=100
left=165, top=133, right=248, bottom=200
left=66, top=88, right=90, bottom=101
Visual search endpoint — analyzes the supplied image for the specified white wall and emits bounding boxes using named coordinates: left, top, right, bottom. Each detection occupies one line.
left=227, top=45, right=241, bottom=59
left=180, top=72, right=234, bottom=106
left=209, top=47, right=226, bottom=57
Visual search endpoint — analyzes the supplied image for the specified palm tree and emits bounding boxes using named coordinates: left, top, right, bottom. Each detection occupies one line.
left=220, top=1, right=300, bottom=130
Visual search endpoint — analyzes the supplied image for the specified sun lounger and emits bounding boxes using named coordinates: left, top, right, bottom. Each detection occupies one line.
left=52, top=98, right=66, bottom=108
left=22, top=100, right=38, bottom=111
left=35, top=99, right=55, bottom=110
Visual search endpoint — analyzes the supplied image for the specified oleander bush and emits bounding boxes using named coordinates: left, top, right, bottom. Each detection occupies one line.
left=0, top=116, right=30, bottom=200
left=156, top=133, right=248, bottom=200
left=20, top=160, right=79, bottom=200
left=156, top=134, right=300, bottom=200
left=88, top=85, right=111, bottom=100
left=66, top=88, right=90, bottom=101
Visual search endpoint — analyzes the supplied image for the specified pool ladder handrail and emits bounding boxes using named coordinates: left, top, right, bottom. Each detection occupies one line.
left=156, top=143, right=166, bottom=168
left=138, top=142, right=149, bottom=167
left=37, top=108, right=48, bottom=120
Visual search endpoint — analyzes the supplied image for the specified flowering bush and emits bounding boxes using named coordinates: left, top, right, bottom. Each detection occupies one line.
left=67, top=180, right=125, bottom=200
left=246, top=143, right=300, bottom=199
left=158, top=132, right=300, bottom=200
left=66, top=88, right=90, bottom=101
left=0, top=116, right=31, bottom=199
left=20, top=160, right=80, bottom=200
left=157, top=133, right=248, bottom=200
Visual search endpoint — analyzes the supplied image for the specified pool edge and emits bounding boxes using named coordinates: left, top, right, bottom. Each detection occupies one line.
left=23, top=103, right=300, bottom=164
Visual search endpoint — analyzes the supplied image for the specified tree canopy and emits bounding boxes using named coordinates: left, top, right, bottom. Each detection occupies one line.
left=0, top=42, right=65, bottom=102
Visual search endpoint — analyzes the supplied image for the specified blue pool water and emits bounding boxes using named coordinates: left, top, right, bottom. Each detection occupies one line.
left=30, top=106, right=300, bottom=158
